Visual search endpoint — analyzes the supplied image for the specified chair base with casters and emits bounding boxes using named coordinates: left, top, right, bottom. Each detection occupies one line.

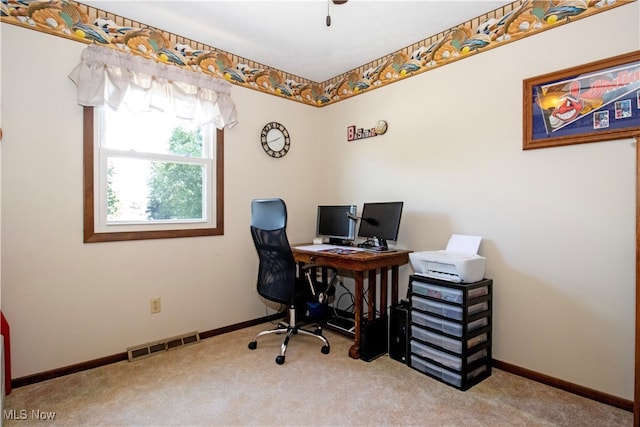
left=249, top=263, right=334, bottom=365
left=248, top=302, right=330, bottom=365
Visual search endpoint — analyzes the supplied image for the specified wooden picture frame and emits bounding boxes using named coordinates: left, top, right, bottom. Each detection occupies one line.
left=523, top=51, right=640, bottom=150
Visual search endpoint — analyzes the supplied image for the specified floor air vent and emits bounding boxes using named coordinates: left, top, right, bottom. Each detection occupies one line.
left=127, top=331, right=200, bottom=362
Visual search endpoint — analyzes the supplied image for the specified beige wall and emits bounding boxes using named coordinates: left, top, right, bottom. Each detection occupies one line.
left=1, top=1, right=639, bottom=400
left=319, top=3, right=639, bottom=399
left=0, top=24, right=320, bottom=378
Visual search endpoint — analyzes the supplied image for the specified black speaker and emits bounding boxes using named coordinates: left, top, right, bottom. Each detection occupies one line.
left=389, top=301, right=409, bottom=364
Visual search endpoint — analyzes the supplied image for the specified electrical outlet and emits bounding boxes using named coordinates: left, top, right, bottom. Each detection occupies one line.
left=150, top=297, right=161, bottom=314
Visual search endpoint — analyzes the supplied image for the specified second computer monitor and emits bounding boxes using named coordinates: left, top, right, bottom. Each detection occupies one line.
left=358, top=201, right=404, bottom=248
left=316, top=205, right=357, bottom=246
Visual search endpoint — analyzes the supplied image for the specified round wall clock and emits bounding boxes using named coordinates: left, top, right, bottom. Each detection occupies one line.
left=260, top=122, right=290, bottom=158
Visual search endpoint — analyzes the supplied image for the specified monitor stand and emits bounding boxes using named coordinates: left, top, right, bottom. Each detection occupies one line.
left=376, top=238, right=388, bottom=249
left=358, top=237, right=389, bottom=251
left=328, top=238, right=353, bottom=246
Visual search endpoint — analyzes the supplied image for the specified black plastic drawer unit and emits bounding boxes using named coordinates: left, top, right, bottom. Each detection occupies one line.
left=408, top=275, right=492, bottom=391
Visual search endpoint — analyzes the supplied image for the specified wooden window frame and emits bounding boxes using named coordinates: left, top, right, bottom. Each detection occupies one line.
left=83, top=106, right=224, bottom=243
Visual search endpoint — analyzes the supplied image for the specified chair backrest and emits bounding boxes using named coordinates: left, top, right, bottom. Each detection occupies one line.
left=251, top=198, right=287, bottom=230
left=250, top=199, right=296, bottom=305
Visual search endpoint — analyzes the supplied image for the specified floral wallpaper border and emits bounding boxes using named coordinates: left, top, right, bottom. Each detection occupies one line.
left=0, top=0, right=633, bottom=107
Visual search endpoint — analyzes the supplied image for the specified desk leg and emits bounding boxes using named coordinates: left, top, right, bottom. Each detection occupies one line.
left=391, top=266, right=399, bottom=307
left=367, top=270, right=376, bottom=321
left=380, top=266, right=388, bottom=318
left=349, top=270, right=364, bottom=359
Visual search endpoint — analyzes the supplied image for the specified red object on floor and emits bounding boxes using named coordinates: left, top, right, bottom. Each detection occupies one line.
left=1, top=311, right=11, bottom=394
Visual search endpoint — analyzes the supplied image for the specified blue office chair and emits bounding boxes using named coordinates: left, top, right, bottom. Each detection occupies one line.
left=248, top=198, right=332, bottom=364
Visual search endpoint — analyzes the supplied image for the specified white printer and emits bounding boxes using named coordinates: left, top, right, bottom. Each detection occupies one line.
left=409, top=234, right=486, bottom=283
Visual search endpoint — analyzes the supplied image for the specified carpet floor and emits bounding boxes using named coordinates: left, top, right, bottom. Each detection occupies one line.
left=3, top=322, right=632, bottom=426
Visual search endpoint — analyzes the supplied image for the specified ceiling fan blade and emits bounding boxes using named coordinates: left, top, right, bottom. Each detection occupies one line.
left=332, top=0, right=348, bottom=4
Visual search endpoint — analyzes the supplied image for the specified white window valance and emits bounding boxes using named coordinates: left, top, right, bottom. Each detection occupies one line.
left=68, top=44, right=238, bottom=129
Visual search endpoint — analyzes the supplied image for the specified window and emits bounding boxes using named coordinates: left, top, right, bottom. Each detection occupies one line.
left=83, top=106, right=224, bottom=242
left=71, top=44, right=236, bottom=242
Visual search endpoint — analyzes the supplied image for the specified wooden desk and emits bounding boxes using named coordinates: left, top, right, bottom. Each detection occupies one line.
left=291, top=245, right=411, bottom=359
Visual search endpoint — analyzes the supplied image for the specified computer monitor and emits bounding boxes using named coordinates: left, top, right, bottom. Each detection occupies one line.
left=316, top=205, right=357, bottom=246
left=358, top=202, right=404, bottom=249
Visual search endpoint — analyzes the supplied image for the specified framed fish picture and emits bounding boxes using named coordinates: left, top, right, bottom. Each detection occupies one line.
left=523, top=50, right=640, bottom=150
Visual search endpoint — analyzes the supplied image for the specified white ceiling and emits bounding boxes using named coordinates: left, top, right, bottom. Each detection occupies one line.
left=80, top=0, right=512, bottom=82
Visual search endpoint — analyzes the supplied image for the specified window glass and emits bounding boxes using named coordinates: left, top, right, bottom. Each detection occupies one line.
left=106, top=157, right=205, bottom=222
